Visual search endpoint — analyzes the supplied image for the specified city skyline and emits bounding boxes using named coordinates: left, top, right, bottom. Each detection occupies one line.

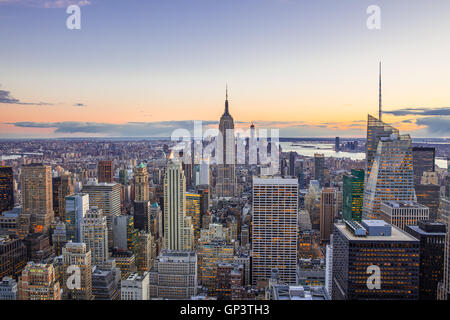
left=1, top=0, right=450, bottom=138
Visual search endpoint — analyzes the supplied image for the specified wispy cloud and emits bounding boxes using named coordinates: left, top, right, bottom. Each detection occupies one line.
left=73, top=103, right=86, bottom=107
left=384, top=107, right=450, bottom=116
left=416, top=117, right=450, bottom=135
left=0, top=86, right=52, bottom=106
left=4, top=120, right=366, bottom=137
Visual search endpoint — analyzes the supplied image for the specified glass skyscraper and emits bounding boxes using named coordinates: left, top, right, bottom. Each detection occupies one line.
left=342, top=169, right=365, bottom=222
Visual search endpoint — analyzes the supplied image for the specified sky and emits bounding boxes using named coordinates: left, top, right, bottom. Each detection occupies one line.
left=1, top=0, right=450, bottom=138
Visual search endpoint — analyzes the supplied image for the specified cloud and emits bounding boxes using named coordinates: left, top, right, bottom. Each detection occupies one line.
left=415, top=117, right=450, bottom=135
left=73, top=103, right=86, bottom=107
left=4, top=120, right=366, bottom=138
left=0, top=86, right=52, bottom=106
left=0, top=0, right=91, bottom=8
left=384, top=107, right=450, bottom=116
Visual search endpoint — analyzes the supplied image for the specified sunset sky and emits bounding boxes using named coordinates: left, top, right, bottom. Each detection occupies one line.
left=1, top=0, right=450, bottom=138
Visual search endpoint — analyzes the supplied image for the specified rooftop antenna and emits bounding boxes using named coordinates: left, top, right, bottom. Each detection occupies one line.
left=379, top=61, right=382, bottom=121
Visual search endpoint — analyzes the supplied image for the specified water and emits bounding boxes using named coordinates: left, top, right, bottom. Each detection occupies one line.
left=280, top=142, right=448, bottom=169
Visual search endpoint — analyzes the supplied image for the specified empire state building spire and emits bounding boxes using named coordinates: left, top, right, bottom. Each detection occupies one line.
left=225, top=84, right=229, bottom=115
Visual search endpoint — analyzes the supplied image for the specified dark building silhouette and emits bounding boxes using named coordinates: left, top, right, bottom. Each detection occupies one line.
left=405, top=221, right=446, bottom=300
left=412, top=147, right=435, bottom=185
left=0, top=236, right=27, bottom=279
left=332, top=220, right=419, bottom=300
left=0, top=166, right=14, bottom=213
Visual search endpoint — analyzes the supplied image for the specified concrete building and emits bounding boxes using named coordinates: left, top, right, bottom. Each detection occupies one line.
left=150, top=250, right=197, bottom=299
left=18, top=262, right=61, bottom=300
left=81, top=207, right=109, bottom=266
left=380, top=200, right=429, bottom=230
left=121, top=272, right=149, bottom=300
left=62, top=242, right=93, bottom=300
left=0, top=277, right=17, bottom=300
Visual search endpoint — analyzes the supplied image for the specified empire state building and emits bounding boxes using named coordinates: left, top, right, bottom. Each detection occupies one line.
left=216, top=87, right=237, bottom=198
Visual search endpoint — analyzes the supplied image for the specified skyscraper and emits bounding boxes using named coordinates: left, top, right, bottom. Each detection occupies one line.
left=65, top=193, right=89, bottom=243
left=97, top=160, right=114, bottom=183
left=82, top=183, right=121, bottom=251
left=252, top=177, right=298, bottom=285
left=365, top=115, right=399, bottom=179
left=20, top=164, right=54, bottom=236
left=363, top=133, right=416, bottom=219
left=81, top=207, right=109, bottom=266
left=405, top=221, right=446, bottom=300
left=0, top=166, right=14, bottom=213
left=380, top=200, right=429, bottom=230
left=163, top=157, right=193, bottom=251
left=185, top=193, right=201, bottom=243
left=52, top=173, right=74, bottom=220
left=216, top=87, right=237, bottom=198
left=320, top=188, right=336, bottom=243
left=314, top=154, right=325, bottom=186
left=134, top=163, right=149, bottom=201
left=289, top=152, right=296, bottom=176
left=342, top=169, right=365, bottom=222
left=62, top=242, right=93, bottom=300
left=332, top=220, right=419, bottom=300
left=412, top=147, right=435, bottom=185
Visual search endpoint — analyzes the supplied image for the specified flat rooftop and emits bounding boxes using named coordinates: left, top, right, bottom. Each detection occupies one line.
left=382, top=201, right=427, bottom=209
left=336, top=223, right=418, bottom=242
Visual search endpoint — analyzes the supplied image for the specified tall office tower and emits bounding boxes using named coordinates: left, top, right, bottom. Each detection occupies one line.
left=197, top=239, right=234, bottom=293
left=320, top=188, right=336, bottom=243
left=343, top=169, right=365, bottom=222
left=97, top=160, right=114, bottom=183
left=295, top=160, right=305, bottom=188
left=252, top=177, right=298, bottom=285
left=20, top=164, right=54, bottom=236
left=192, top=164, right=200, bottom=189
left=52, top=173, right=73, bottom=220
left=121, top=272, right=149, bottom=300
left=215, top=263, right=244, bottom=300
left=289, top=152, right=296, bottom=176
left=216, top=87, right=237, bottom=198
left=62, top=242, right=93, bottom=300
left=199, top=160, right=210, bottom=186
left=52, top=221, right=67, bottom=256
left=362, top=134, right=416, bottom=220
left=0, top=277, right=17, bottom=300
left=185, top=193, right=201, bottom=243
left=416, top=172, right=440, bottom=221
left=150, top=202, right=162, bottom=246
left=0, top=166, right=14, bottom=213
left=314, top=154, right=325, bottom=186
left=82, top=182, right=121, bottom=251
left=112, top=215, right=137, bottom=252
left=135, top=231, right=154, bottom=272
left=81, top=207, right=109, bottom=266
left=234, top=254, right=251, bottom=286
left=440, top=213, right=450, bottom=300
left=197, top=185, right=210, bottom=228
left=91, top=266, right=120, bottom=300
left=325, top=244, right=333, bottom=298
left=332, top=220, right=419, bottom=300
left=412, top=147, right=435, bottom=185
left=405, top=221, right=446, bottom=300
left=18, top=262, right=61, bottom=300
left=0, top=236, right=27, bottom=279
left=65, top=193, right=89, bottom=243
left=445, top=176, right=450, bottom=200
left=133, top=200, right=150, bottom=232
left=119, top=169, right=128, bottom=185
left=380, top=200, right=429, bottom=230
left=149, top=250, right=197, bottom=299
left=134, top=163, right=149, bottom=201
left=335, top=137, right=340, bottom=151
left=365, top=115, right=399, bottom=180
left=163, top=157, right=193, bottom=251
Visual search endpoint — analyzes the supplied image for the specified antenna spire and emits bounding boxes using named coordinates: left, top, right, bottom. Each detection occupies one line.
left=379, top=61, right=382, bottom=121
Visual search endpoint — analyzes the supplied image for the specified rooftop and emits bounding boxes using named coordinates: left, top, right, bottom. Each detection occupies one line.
left=336, top=222, right=418, bottom=242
